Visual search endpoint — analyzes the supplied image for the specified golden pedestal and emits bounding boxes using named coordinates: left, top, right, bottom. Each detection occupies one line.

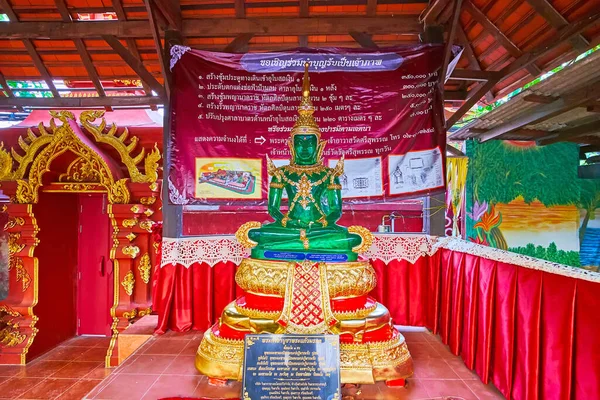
left=195, top=258, right=413, bottom=384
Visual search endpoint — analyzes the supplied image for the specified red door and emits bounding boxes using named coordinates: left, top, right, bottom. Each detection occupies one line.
left=77, top=194, right=113, bottom=336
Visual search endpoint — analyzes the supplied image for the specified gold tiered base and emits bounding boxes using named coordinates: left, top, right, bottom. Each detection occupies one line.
left=195, top=258, right=413, bottom=384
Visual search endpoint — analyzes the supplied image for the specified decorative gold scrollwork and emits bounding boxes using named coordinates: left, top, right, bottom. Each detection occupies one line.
left=126, top=233, right=137, bottom=242
left=122, top=218, right=137, bottom=228
left=79, top=110, right=161, bottom=184
left=4, top=216, right=25, bottom=231
left=0, top=305, right=21, bottom=318
left=122, top=245, right=140, bottom=258
left=139, top=220, right=154, bottom=232
left=140, top=197, right=156, bottom=205
left=8, top=232, right=25, bottom=255
left=138, top=253, right=151, bottom=284
left=348, top=225, right=374, bottom=254
left=123, top=309, right=138, bottom=320
left=0, top=321, right=26, bottom=347
left=143, top=209, right=154, bottom=217
left=130, top=205, right=141, bottom=213
left=235, top=221, right=261, bottom=249
left=138, top=307, right=152, bottom=317
left=121, top=270, right=135, bottom=296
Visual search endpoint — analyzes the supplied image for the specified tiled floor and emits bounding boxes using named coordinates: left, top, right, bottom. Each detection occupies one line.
left=84, top=328, right=505, bottom=400
left=0, top=336, right=113, bottom=400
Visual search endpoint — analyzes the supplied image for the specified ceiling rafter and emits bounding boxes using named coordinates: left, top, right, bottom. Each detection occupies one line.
left=112, top=0, right=156, bottom=106
left=440, top=0, right=464, bottom=84
left=464, top=0, right=541, bottom=77
left=102, top=34, right=165, bottom=98
left=366, top=0, right=377, bottom=17
left=298, top=0, right=309, bottom=47
left=0, top=72, right=23, bottom=112
left=143, top=0, right=169, bottom=98
left=54, top=0, right=109, bottom=110
left=349, top=31, right=379, bottom=49
left=455, top=25, right=494, bottom=102
left=538, top=120, right=600, bottom=145
left=153, top=0, right=182, bottom=31
left=525, top=0, right=589, bottom=51
left=446, top=10, right=600, bottom=128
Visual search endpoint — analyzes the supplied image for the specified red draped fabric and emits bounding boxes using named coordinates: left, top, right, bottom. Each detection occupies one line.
left=153, top=247, right=600, bottom=399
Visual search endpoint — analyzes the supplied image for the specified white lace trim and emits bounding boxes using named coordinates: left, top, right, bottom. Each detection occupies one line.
left=170, top=45, right=191, bottom=71
left=161, top=236, right=249, bottom=268
left=160, top=234, right=600, bottom=283
left=433, top=237, right=600, bottom=283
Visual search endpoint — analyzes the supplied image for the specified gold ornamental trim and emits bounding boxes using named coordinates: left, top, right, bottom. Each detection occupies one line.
left=235, top=258, right=376, bottom=298
left=0, top=321, right=26, bottom=347
left=123, top=309, right=137, bottom=320
left=138, top=307, right=152, bottom=317
left=332, top=303, right=378, bottom=320
left=140, top=197, right=156, bottom=205
left=0, top=305, right=21, bottom=318
left=122, top=218, right=137, bottom=228
left=122, top=245, right=140, bottom=258
left=121, top=270, right=135, bottom=296
left=348, top=225, right=374, bottom=254
left=138, top=253, right=151, bottom=284
left=0, top=111, right=136, bottom=204
left=233, top=303, right=281, bottom=320
left=235, top=221, right=261, bottom=249
left=197, top=330, right=244, bottom=366
left=139, top=220, right=154, bottom=232
left=4, top=216, right=25, bottom=230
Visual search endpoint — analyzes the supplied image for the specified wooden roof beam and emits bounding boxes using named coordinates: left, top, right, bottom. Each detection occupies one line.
left=446, top=10, right=600, bottom=128
left=525, top=0, right=589, bottom=51
left=298, top=0, right=308, bottom=47
left=464, top=0, right=541, bottom=77
left=102, top=34, right=165, bottom=98
left=0, top=17, right=423, bottom=39
left=537, top=120, right=600, bottom=145
left=0, top=96, right=164, bottom=108
left=476, top=79, right=600, bottom=142
left=449, top=69, right=502, bottom=81
left=143, top=0, right=169, bottom=98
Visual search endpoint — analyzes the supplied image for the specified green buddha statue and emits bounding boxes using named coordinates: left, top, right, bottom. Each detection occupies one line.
left=237, top=63, right=368, bottom=262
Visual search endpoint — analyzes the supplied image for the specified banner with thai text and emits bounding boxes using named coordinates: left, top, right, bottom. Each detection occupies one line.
left=169, top=46, right=446, bottom=205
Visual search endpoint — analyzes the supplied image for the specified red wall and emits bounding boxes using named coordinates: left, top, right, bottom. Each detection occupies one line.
left=182, top=202, right=424, bottom=235
left=29, top=193, right=79, bottom=359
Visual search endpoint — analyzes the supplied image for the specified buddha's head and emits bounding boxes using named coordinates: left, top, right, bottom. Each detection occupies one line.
left=288, top=62, right=326, bottom=166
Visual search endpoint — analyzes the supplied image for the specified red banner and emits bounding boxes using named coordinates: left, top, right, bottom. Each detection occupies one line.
left=169, top=46, right=446, bottom=205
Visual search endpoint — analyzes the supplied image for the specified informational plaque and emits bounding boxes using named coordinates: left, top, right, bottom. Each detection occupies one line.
left=242, top=334, right=341, bottom=400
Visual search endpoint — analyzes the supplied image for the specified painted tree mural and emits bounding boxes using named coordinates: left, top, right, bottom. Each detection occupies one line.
left=465, top=140, right=590, bottom=267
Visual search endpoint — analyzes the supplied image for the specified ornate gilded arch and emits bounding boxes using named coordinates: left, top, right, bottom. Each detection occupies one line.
left=0, top=110, right=161, bottom=204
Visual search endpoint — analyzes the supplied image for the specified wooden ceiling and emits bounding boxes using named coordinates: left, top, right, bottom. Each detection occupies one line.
left=0, top=0, right=599, bottom=131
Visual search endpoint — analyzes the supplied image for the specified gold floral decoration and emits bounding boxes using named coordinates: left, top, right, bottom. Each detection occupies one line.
left=123, top=309, right=138, bottom=320
left=4, top=216, right=25, bottom=231
left=138, top=307, right=152, bottom=317
left=138, top=253, right=151, bottom=284
left=0, top=305, right=21, bottom=318
left=130, top=205, right=141, bottom=213
left=122, top=245, right=140, bottom=258
left=121, top=270, right=135, bottom=296
left=0, top=321, right=26, bottom=347
left=139, top=220, right=154, bottom=232
left=126, top=232, right=137, bottom=242
left=7, top=232, right=31, bottom=292
left=122, top=218, right=138, bottom=228
left=8, top=232, right=25, bottom=255
left=140, top=197, right=156, bottom=205
left=143, top=208, right=154, bottom=217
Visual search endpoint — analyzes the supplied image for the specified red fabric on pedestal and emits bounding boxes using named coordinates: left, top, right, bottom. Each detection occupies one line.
left=153, top=249, right=600, bottom=399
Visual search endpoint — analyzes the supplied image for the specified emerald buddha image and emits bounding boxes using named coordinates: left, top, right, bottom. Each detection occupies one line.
left=239, top=63, right=365, bottom=262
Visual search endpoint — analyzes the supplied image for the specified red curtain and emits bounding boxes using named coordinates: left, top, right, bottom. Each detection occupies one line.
left=153, top=249, right=600, bottom=399
left=433, top=249, right=600, bottom=400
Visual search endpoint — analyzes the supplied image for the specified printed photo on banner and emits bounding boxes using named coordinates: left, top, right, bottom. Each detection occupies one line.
left=195, top=158, right=263, bottom=200
left=388, top=148, right=443, bottom=195
left=327, top=157, right=383, bottom=198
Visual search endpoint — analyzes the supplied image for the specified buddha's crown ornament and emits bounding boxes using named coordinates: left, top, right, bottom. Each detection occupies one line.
left=288, top=63, right=327, bottom=165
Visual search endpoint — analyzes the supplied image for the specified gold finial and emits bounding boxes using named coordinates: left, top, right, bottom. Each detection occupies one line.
left=302, top=62, right=310, bottom=98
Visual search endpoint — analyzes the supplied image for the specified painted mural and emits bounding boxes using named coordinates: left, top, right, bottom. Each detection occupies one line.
left=466, top=140, right=600, bottom=270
